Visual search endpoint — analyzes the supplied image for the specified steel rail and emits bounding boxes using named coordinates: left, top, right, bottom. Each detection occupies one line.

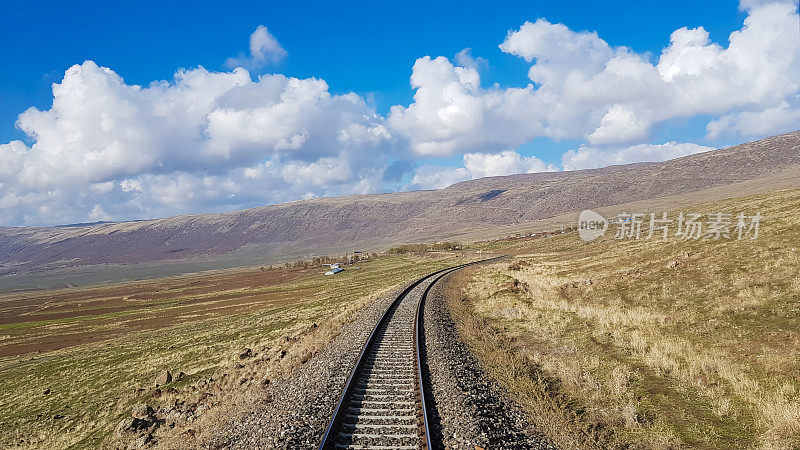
left=413, top=267, right=459, bottom=449
left=319, top=257, right=503, bottom=449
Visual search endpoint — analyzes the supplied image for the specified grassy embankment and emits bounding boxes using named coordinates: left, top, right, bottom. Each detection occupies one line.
left=0, top=253, right=465, bottom=448
left=449, top=188, right=800, bottom=449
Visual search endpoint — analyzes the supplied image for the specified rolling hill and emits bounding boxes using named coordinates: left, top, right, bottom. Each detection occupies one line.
left=1, top=130, right=798, bottom=288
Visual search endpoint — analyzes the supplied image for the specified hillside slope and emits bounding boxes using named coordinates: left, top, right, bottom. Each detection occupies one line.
left=1, top=131, right=798, bottom=279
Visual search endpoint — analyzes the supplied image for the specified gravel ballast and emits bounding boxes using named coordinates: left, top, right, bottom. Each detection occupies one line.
left=213, top=279, right=433, bottom=448
left=211, top=265, right=555, bottom=449
left=421, top=271, right=556, bottom=449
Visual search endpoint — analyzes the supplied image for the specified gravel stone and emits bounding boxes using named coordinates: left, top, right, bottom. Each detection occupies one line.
left=212, top=281, right=423, bottom=448
left=421, top=272, right=556, bottom=449
left=210, top=265, right=556, bottom=449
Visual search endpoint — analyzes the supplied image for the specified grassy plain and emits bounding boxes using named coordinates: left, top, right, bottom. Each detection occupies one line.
left=451, top=188, right=800, bottom=449
left=0, top=253, right=464, bottom=448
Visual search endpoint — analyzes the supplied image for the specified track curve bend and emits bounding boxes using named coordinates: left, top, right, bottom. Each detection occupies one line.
left=319, top=260, right=498, bottom=449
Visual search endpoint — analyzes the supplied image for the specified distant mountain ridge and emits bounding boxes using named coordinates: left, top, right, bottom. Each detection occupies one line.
left=1, top=131, right=798, bottom=279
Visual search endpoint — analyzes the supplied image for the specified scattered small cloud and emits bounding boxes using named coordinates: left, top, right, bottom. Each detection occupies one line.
left=225, top=25, right=287, bottom=71
left=409, top=150, right=556, bottom=190
left=454, top=48, right=488, bottom=71
left=88, top=204, right=111, bottom=222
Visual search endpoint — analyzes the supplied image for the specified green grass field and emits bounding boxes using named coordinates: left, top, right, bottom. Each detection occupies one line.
left=0, top=253, right=465, bottom=448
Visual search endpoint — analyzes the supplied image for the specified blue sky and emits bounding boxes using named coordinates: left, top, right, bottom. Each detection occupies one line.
left=1, top=0, right=750, bottom=155
left=0, top=0, right=798, bottom=225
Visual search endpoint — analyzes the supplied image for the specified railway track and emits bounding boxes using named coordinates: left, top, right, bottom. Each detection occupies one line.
left=319, top=260, right=497, bottom=450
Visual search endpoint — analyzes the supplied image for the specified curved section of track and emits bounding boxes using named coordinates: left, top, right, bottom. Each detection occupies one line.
left=319, top=260, right=497, bottom=450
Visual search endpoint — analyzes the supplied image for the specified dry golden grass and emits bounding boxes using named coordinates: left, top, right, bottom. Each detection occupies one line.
left=453, top=188, right=800, bottom=449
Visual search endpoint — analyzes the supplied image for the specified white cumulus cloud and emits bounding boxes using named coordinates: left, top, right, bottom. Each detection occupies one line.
left=409, top=150, right=556, bottom=189
left=1, top=2, right=797, bottom=226
left=0, top=61, right=392, bottom=225
left=562, top=142, right=715, bottom=171
left=389, top=1, right=799, bottom=149
left=388, top=56, right=544, bottom=157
